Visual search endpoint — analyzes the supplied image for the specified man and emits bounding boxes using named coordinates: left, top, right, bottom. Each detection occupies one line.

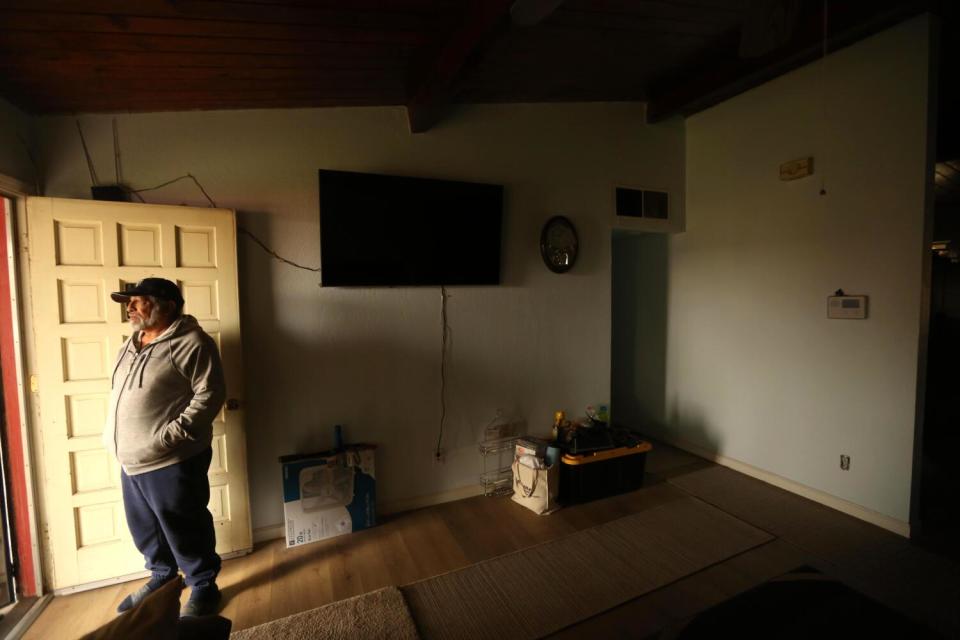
left=104, top=278, right=226, bottom=617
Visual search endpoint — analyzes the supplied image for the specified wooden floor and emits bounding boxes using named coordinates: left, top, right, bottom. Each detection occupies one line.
left=0, top=596, right=37, bottom=638
left=23, top=443, right=960, bottom=639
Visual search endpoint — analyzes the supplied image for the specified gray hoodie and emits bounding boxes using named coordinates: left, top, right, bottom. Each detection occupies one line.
left=103, top=314, right=226, bottom=475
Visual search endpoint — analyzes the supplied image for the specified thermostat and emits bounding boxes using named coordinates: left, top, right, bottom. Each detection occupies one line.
left=827, top=294, right=867, bottom=319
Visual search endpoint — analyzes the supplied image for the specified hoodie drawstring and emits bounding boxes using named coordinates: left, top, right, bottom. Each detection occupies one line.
left=126, top=353, right=140, bottom=390
left=127, top=344, right=156, bottom=390
left=138, top=347, right=153, bottom=388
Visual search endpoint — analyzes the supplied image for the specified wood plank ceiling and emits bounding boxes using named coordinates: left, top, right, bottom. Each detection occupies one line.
left=0, top=0, right=935, bottom=132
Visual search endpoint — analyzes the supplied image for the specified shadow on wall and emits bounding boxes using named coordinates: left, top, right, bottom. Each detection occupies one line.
left=234, top=209, right=514, bottom=527
left=664, top=401, right=723, bottom=458
left=610, top=230, right=724, bottom=456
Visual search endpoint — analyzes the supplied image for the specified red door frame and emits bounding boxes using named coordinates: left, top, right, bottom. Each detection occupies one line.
left=0, top=197, right=37, bottom=597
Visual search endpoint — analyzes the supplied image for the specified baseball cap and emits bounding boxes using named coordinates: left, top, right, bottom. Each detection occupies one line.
left=110, top=278, right=185, bottom=306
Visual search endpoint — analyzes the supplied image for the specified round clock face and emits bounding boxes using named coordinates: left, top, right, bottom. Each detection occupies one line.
left=540, top=216, right=578, bottom=273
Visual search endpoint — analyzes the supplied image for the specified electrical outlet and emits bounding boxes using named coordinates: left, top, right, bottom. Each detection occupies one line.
left=840, top=454, right=850, bottom=471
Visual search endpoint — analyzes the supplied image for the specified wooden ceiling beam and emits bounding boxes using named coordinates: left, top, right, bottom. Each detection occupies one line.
left=405, top=0, right=516, bottom=133
left=510, top=0, right=565, bottom=27
left=646, top=0, right=932, bottom=123
left=405, top=0, right=565, bottom=133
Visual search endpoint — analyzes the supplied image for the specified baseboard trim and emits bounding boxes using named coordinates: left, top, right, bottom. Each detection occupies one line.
left=253, top=524, right=284, bottom=545
left=253, top=484, right=485, bottom=545
left=655, top=434, right=911, bottom=538
left=379, top=484, right=483, bottom=516
left=221, top=547, right=252, bottom=561
left=53, top=570, right=150, bottom=595
left=51, top=546, right=253, bottom=595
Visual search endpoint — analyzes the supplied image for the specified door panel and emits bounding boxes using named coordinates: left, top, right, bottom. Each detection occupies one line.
left=24, top=197, right=251, bottom=590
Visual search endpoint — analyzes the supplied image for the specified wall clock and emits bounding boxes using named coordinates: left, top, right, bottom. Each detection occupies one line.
left=540, top=215, right=578, bottom=273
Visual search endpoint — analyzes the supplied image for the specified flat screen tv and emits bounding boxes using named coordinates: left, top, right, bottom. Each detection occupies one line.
left=319, top=169, right=503, bottom=286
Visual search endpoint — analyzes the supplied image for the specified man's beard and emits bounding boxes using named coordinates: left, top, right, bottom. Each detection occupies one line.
left=129, top=305, right=162, bottom=331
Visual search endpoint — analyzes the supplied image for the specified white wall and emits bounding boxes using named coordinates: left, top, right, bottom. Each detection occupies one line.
left=36, top=103, right=684, bottom=529
left=0, top=97, right=36, bottom=186
left=646, top=16, right=931, bottom=524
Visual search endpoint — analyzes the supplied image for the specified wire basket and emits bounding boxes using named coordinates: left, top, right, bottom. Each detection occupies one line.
left=479, top=435, right=518, bottom=497
left=480, top=469, right=514, bottom=497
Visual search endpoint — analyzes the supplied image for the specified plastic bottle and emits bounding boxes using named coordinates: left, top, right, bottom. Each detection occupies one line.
left=552, top=411, right=565, bottom=442
left=597, top=405, right=609, bottom=425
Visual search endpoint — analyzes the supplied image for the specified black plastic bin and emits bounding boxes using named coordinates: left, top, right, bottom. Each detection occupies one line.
left=559, top=442, right=652, bottom=504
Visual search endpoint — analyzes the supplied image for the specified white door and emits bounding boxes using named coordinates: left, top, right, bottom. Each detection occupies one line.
left=21, top=197, right=251, bottom=591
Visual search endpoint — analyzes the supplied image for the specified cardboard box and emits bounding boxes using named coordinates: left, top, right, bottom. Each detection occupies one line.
left=279, top=444, right=376, bottom=548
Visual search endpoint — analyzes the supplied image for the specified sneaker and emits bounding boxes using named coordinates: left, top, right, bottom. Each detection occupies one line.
left=180, top=583, right=221, bottom=617
left=117, top=573, right=177, bottom=613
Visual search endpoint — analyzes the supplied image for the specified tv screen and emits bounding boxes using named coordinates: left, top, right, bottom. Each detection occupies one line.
left=319, top=170, right=503, bottom=286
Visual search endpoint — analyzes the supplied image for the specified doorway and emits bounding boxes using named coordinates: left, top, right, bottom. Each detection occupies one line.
left=914, top=6, right=960, bottom=558
left=610, top=230, right=669, bottom=432
left=0, top=193, right=42, bottom=635
left=917, top=184, right=960, bottom=558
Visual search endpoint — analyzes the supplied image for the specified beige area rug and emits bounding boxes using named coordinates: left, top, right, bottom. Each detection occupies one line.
left=230, top=496, right=772, bottom=640
left=402, top=496, right=774, bottom=639
left=230, top=585, right=419, bottom=640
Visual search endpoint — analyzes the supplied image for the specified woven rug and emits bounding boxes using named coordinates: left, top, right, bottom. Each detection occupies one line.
left=230, top=586, right=419, bottom=640
left=402, top=495, right=773, bottom=640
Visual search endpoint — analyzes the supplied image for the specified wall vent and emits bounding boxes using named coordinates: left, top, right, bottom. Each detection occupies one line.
left=616, top=187, right=669, bottom=220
